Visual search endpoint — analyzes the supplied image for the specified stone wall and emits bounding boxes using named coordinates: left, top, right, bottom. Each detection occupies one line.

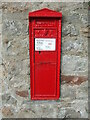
left=1, top=2, right=89, bottom=118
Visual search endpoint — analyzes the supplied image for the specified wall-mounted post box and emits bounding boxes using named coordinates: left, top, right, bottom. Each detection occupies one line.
left=29, top=8, right=62, bottom=100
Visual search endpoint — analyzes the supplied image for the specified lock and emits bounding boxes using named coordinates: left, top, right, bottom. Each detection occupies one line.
left=29, top=8, right=62, bottom=100
left=39, top=51, right=41, bottom=54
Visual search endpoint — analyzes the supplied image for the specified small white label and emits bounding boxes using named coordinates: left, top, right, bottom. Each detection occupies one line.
left=35, top=38, right=56, bottom=51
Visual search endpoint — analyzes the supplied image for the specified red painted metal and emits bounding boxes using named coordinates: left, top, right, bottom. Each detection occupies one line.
left=29, top=8, right=62, bottom=100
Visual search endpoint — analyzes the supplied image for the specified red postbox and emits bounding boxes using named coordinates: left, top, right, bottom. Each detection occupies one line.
left=29, top=8, right=62, bottom=100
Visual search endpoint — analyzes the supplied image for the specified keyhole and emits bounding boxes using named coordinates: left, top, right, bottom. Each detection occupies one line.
left=39, top=51, right=41, bottom=54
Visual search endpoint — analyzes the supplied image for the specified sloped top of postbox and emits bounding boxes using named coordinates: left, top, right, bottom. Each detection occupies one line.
left=29, top=8, right=62, bottom=18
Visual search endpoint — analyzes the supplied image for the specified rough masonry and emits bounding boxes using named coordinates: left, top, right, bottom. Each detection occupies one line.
left=0, top=2, right=89, bottom=118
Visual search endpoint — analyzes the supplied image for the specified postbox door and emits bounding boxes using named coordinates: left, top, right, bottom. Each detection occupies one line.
left=30, top=18, right=61, bottom=100
left=34, top=28, right=57, bottom=97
